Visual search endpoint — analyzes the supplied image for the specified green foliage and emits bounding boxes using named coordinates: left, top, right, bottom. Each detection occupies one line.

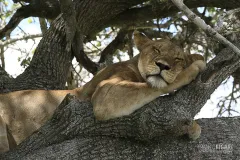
left=0, top=0, right=19, bottom=21
left=19, top=57, right=31, bottom=68
left=27, top=18, right=33, bottom=24
left=0, top=0, right=40, bottom=74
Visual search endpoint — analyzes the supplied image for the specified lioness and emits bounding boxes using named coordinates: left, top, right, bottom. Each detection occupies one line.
left=0, top=31, right=206, bottom=152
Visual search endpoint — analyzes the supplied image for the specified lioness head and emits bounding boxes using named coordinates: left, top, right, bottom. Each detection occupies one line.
left=134, top=31, right=202, bottom=89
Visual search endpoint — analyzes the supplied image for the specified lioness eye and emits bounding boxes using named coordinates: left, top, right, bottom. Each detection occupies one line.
left=153, top=47, right=161, bottom=53
left=154, top=49, right=160, bottom=53
left=175, top=58, right=183, bottom=61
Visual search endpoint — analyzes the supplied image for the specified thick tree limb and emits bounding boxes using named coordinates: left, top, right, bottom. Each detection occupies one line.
left=59, top=0, right=77, bottom=53
left=2, top=0, right=240, bottom=41
left=59, top=0, right=99, bottom=75
left=108, top=0, right=240, bottom=28
left=59, top=0, right=99, bottom=74
left=2, top=117, right=240, bottom=159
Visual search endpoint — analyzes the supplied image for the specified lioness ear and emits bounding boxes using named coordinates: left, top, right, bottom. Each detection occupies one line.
left=185, top=54, right=205, bottom=67
left=133, top=30, right=152, bottom=51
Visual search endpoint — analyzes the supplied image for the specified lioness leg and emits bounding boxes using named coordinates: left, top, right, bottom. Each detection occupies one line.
left=92, top=78, right=162, bottom=120
left=0, top=116, right=9, bottom=153
left=6, top=126, right=17, bottom=150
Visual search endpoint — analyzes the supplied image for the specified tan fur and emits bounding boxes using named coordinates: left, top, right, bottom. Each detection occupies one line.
left=0, top=31, right=206, bottom=152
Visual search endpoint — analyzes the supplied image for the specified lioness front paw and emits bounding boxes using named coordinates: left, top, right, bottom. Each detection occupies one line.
left=185, top=60, right=206, bottom=81
left=192, top=60, right=206, bottom=72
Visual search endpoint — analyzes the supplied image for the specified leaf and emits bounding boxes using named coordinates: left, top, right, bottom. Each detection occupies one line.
left=96, top=42, right=101, bottom=47
left=27, top=18, right=33, bottom=24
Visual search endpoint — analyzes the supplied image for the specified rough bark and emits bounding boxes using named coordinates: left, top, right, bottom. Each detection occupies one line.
left=107, top=0, right=240, bottom=28
left=2, top=117, right=240, bottom=159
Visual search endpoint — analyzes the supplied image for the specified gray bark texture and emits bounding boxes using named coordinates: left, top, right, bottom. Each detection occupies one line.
left=1, top=0, right=240, bottom=159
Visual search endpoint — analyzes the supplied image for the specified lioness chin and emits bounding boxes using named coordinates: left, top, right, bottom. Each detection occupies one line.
left=0, top=31, right=206, bottom=152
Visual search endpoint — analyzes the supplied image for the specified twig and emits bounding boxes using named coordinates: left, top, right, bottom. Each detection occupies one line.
left=171, top=0, right=240, bottom=56
left=0, top=1, right=60, bottom=39
left=39, top=18, right=48, bottom=34
left=0, top=34, right=42, bottom=47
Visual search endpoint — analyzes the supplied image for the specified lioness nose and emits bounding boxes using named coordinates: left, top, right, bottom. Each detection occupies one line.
left=155, top=62, right=170, bottom=70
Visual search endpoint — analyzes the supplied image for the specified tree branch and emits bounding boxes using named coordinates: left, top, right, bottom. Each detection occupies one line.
left=107, top=0, right=240, bottom=29
left=171, top=0, right=240, bottom=56
left=59, top=0, right=99, bottom=75
left=98, top=29, right=128, bottom=63
left=74, top=48, right=100, bottom=75
left=38, top=18, right=48, bottom=34
left=59, top=0, right=77, bottom=53
left=0, top=66, right=12, bottom=93
left=0, top=34, right=42, bottom=47
left=0, top=0, right=60, bottom=39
